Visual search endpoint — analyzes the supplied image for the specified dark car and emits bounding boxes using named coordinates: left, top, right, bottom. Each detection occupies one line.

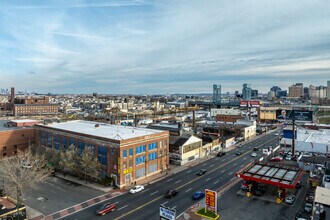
left=295, top=212, right=302, bottom=220
left=96, top=203, right=116, bottom=216
left=196, top=169, right=207, bottom=176
left=253, top=147, right=259, bottom=151
left=217, top=152, right=226, bottom=157
left=192, top=191, right=205, bottom=200
left=164, top=189, right=178, bottom=198
left=235, top=151, right=241, bottom=155
left=295, top=181, right=301, bottom=189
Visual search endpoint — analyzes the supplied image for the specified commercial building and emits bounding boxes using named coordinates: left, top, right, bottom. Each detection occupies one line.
left=34, top=120, right=169, bottom=188
left=288, top=83, right=303, bottom=98
left=210, top=108, right=242, bottom=123
left=242, top=83, right=252, bottom=100
left=212, top=84, right=221, bottom=105
left=13, top=104, right=58, bottom=116
left=0, top=119, right=36, bottom=158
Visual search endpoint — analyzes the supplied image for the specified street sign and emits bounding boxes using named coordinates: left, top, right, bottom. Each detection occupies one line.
left=205, top=189, right=217, bottom=213
left=276, top=110, right=313, bottom=122
left=159, top=205, right=176, bottom=220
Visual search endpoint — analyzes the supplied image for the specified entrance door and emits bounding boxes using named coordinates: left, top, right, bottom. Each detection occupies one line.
left=125, top=174, right=131, bottom=186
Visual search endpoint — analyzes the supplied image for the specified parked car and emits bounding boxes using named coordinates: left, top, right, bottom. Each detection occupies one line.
left=196, top=169, right=207, bottom=176
left=285, top=155, right=292, bottom=160
left=270, top=156, right=283, bottom=162
left=306, top=195, right=314, bottom=203
left=251, top=153, right=257, bottom=157
left=253, top=147, right=259, bottom=151
left=164, top=189, right=178, bottom=198
left=217, top=152, right=226, bottom=157
left=285, top=195, right=295, bottom=205
left=96, top=203, right=116, bottom=215
left=295, top=212, right=302, bottom=220
left=192, top=191, right=205, bottom=200
left=235, top=151, right=241, bottom=155
left=304, top=203, right=313, bottom=213
left=237, top=144, right=243, bottom=148
left=295, top=181, right=301, bottom=189
left=129, top=185, right=144, bottom=194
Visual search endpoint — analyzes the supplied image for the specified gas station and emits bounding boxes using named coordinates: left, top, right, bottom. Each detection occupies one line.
left=236, top=162, right=304, bottom=203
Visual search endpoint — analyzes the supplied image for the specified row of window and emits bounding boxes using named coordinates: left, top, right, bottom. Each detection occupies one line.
left=148, top=142, right=157, bottom=151
left=135, top=164, right=158, bottom=179
left=123, top=142, right=161, bottom=158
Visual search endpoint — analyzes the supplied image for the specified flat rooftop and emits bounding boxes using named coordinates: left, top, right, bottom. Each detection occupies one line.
left=11, top=119, right=38, bottom=123
left=43, top=120, right=164, bottom=140
left=315, top=186, right=330, bottom=206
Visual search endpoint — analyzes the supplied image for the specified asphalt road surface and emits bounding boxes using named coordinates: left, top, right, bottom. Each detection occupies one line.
left=62, top=130, right=280, bottom=220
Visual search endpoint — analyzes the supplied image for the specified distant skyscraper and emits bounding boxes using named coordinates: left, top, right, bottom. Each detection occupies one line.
left=288, top=83, right=303, bottom=98
left=242, top=83, right=252, bottom=100
left=327, top=80, right=330, bottom=99
left=252, top=90, right=258, bottom=99
left=277, top=90, right=287, bottom=98
left=315, top=86, right=327, bottom=98
left=212, top=84, right=221, bottom=104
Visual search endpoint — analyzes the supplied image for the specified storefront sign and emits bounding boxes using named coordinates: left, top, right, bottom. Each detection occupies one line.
left=205, top=189, right=217, bottom=213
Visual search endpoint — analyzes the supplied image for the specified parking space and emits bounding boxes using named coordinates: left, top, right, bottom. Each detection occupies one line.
left=23, top=176, right=104, bottom=215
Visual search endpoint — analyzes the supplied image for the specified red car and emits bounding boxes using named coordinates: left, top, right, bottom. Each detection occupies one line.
left=96, top=203, right=116, bottom=216
left=270, top=156, right=283, bottom=162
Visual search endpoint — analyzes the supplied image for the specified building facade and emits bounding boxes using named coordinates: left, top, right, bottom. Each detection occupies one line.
left=242, top=83, right=252, bottom=100
left=34, top=120, right=169, bottom=188
left=289, top=83, right=303, bottom=98
left=13, top=104, right=58, bottom=116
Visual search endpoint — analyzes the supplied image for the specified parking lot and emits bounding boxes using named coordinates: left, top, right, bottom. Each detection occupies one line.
left=23, top=176, right=104, bottom=215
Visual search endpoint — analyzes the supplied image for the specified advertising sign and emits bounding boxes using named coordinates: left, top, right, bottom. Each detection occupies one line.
left=159, top=206, right=176, bottom=220
left=240, top=100, right=260, bottom=107
left=205, top=189, right=217, bottom=213
left=276, top=110, right=313, bottom=122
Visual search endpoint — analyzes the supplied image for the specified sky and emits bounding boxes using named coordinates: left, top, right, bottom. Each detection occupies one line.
left=0, top=0, right=330, bottom=94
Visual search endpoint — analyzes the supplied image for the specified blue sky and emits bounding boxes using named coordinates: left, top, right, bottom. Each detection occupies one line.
left=0, top=0, right=330, bottom=94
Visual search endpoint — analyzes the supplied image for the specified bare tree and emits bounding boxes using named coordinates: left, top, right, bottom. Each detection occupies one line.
left=0, top=148, right=53, bottom=206
left=79, top=147, right=101, bottom=184
left=59, top=144, right=77, bottom=175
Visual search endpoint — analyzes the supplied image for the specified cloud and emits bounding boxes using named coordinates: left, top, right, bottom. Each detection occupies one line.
left=0, top=0, right=330, bottom=94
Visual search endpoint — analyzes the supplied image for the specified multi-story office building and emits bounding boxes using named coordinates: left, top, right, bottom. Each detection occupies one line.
left=277, top=90, right=287, bottom=98
left=288, top=83, right=303, bottom=98
left=327, top=81, right=330, bottom=99
left=315, top=86, right=327, bottom=98
left=35, top=120, right=169, bottom=188
left=242, top=83, right=252, bottom=100
left=212, top=84, right=221, bottom=105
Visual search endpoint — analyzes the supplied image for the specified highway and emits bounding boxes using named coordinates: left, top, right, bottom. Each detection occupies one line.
left=62, top=131, right=280, bottom=220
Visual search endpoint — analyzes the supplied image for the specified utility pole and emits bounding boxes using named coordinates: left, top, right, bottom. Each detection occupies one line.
left=292, top=119, right=295, bottom=157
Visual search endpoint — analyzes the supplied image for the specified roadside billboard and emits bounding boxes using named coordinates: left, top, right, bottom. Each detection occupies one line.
left=240, top=100, right=260, bottom=107
left=205, top=189, right=217, bottom=213
left=160, top=205, right=176, bottom=220
left=276, top=110, right=313, bottom=122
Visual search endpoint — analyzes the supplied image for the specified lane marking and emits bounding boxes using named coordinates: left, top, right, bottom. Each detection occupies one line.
left=202, top=163, right=207, bottom=166
left=205, top=178, right=211, bottom=182
left=228, top=172, right=233, bottom=175
left=150, top=191, right=158, bottom=195
left=209, top=164, right=214, bottom=168
left=162, top=201, right=169, bottom=206
left=233, top=163, right=237, bottom=166
left=186, top=170, right=192, bottom=173
left=241, top=164, right=244, bottom=168
left=166, top=178, right=173, bottom=182
left=118, top=205, right=128, bottom=211
left=221, top=170, right=225, bottom=173
left=113, top=137, right=278, bottom=220
left=175, top=180, right=182, bottom=184
left=185, top=188, right=192, bottom=192
left=243, top=157, right=247, bottom=160
left=172, top=206, right=177, bottom=209
left=114, top=201, right=119, bottom=204
left=214, top=180, right=219, bottom=184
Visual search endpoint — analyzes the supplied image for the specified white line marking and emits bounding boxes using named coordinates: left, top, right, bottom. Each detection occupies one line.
left=162, top=201, right=169, bottom=205
left=166, top=178, right=173, bottom=182
left=172, top=206, right=177, bottom=209
left=221, top=170, right=225, bottom=173
left=118, top=205, right=128, bottom=211
left=215, top=158, right=219, bottom=160
left=185, top=188, right=192, bottom=192
left=150, top=191, right=158, bottom=195
left=209, top=164, right=214, bottom=167
left=228, top=172, right=233, bottom=175
left=202, top=163, right=207, bottom=166
left=241, top=164, right=244, bottom=168
left=186, top=170, right=192, bottom=173
left=114, top=201, right=119, bottom=204
left=175, top=180, right=181, bottom=184
left=222, top=159, right=226, bottom=162
left=205, top=178, right=211, bottom=182
left=214, top=180, right=219, bottom=184
left=243, top=157, right=247, bottom=160
left=233, top=163, right=237, bottom=166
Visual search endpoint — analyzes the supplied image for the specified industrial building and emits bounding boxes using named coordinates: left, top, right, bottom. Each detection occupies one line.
left=34, top=120, right=169, bottom=188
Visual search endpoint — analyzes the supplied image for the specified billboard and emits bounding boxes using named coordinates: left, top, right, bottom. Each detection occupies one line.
left=276, top=110, right=313, bottom=122
left=205, top=189, right=217, bottom=213
left=240, top=100, right=260, bottom=107
left=160, top=206, right=176, bottom=220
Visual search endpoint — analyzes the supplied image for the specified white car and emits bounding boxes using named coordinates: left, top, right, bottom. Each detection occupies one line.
left=129, top=185, right=144, bottom=194
left=251, top=153, right=257, bottom=157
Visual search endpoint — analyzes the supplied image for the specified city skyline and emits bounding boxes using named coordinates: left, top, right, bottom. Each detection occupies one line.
left=1, top=0, right=330, bottom=94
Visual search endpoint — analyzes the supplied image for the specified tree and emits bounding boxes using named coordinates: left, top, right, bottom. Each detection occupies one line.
left=59, top=144, right=77, bottom=175
left=0, top=148, right=53, bottom=207
left=79, top=147, right=101, bottom=184
left=44, top=147, right=61, bottom=170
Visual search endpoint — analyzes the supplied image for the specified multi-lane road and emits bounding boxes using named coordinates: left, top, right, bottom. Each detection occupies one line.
left=62, top=130, right=280, bottom=220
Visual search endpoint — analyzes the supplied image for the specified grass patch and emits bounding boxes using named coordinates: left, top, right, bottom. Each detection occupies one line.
left=196, top=208, right=218, bottom=219
left=319, top=117, right=330, bottom=124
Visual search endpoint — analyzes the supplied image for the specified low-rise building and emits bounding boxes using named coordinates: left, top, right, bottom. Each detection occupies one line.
left=35, top=120, right=169, bottom=188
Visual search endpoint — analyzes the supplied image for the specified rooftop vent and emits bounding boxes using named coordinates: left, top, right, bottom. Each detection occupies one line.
left=95, top=124, right=100, bottom=128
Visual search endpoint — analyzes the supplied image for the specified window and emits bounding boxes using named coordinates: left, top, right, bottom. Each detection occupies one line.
left=136, top=145, right=146, bottom=154
left=47, top=133, right=52, bottom=148
left=3, top=153, right=6, bottom=157
left=148, top=152, right=157, bottom=161
left=148, top=163, right=157, bottom=174
left=129, top=159, right=133, bottom=168
left=3, top=147, right=6, bottom=151
left=136, top=156, right=146, bottom=165
left=54, top=135, right=60, bottom=150
left=77, top=141, right=85, bottom=156
left=129, top=148, right=133, bottom=156
left=123, top=150, right=127, bottom=158
left=148, top=142, right=157, bottom=151
left=123, top=161, right=127, bottom=170
left=98, top=146, right=107, bottom=165
left=136, top=167, right=146, bottom=179
left=112, top=147, right=115, bottom=154
left=62, top=137, right=67, bottom=149
left=69, top=138, right=75, bottom=147
left=13, top=145, right=17, bottom=150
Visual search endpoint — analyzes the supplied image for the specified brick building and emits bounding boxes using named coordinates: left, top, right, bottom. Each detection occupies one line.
left=13, top=104, right=58, bottom=116
left=34, top=120, right=169, bottom=188
left=0, top=120, right=36, bottom=158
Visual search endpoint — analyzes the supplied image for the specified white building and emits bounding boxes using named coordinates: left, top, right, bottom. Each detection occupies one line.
left=210, top=108, right=241, bottom=117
